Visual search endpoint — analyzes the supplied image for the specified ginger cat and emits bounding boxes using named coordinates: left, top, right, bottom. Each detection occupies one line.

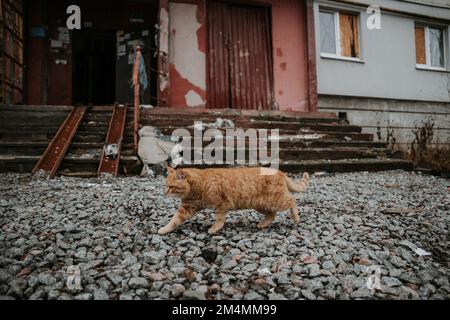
left=158, top=167, right=309, bottom=235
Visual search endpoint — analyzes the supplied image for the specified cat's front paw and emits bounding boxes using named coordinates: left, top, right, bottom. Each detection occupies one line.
left=207, top=226, right=221, bottom=235
left=158, top=227, right=170, bottom=235
left=257, top=222, right=269, bottom=229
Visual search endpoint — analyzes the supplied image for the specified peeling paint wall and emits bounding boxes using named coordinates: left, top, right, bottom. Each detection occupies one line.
left=168, top=1, right=206, bottom=108
left=159, top=7, right=170, bottom=94
left=167, top=0, right=309, bottom=110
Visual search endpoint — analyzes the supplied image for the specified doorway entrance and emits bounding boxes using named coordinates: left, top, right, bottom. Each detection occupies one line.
left=72, top=30, right=116, bottom=105
left=208, top=1, right=274, bottom=110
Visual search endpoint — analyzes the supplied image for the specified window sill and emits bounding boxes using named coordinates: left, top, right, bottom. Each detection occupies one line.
left=320, top=54, right=365, bottom=64
left=415, top=65, right=449, bottom=73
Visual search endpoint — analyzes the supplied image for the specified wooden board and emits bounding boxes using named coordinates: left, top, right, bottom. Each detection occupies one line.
left=339, top=12, right=359, bottom=58
left=415, top=25, right=426, bottom=65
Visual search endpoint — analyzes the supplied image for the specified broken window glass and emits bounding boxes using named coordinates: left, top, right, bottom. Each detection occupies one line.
left=320, top=11, right=336, bottom=54
left=429, top=27, right=445, bottom=68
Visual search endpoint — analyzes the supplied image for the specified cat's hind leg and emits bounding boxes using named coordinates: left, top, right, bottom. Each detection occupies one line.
left=289, top=201, right=300, bottom=224
left=208, top=208, right=228, bottom=235
left=257, top=211, right=276, bottom=229
left=273, top=194, right=300, bottom=225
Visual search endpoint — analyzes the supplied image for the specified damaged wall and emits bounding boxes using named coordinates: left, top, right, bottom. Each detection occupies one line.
left=26, top=0, right=310, bottom=109
left=167, top=0, right=309, bottom=111
left=318, top=95, right=450, bottom=151
left=168, top=1, right=206, bottom=108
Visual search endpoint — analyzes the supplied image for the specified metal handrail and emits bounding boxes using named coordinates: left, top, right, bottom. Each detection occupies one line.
left=132, top=46, right=142, bottom=154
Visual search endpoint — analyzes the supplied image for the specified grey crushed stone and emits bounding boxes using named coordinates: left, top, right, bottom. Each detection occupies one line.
left=0, top=170, right=448, bottom=300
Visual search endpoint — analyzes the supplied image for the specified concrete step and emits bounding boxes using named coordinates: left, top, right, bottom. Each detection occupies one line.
left=164, top=130, right=374, bottom=142
left=178, top=158, right=414, bottom=173
left=0, top=105, right=137, bottom=176
left=142, top=116, right=349, bottom=127
left=0, top=142, right=134, bottom=156
left=184, top=147, right=396, bottom=161
left=279, top=159, right=414, bottom=172
left=142, top=121, right=361, bottom=133
left=0, top=154, right=140, bottom=175
left=0, top=123, right=134, bottom=135
left=141, top=107, right=339, bottom=122
left=0, top=105, right=411, bottom=175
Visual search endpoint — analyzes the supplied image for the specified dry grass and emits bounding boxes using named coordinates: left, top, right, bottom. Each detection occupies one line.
left=409, top=145, right=450, bottom=173
left=408, top=120, right=450, bottom=173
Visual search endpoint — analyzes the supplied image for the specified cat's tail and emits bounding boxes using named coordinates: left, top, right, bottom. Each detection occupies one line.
left=285, top=172, right=309, bottom=193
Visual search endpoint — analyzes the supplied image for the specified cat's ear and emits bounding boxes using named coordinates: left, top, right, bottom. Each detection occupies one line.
left=167, top=167, right=175, bottom=175
left=176, top=168, right=188, bottom=180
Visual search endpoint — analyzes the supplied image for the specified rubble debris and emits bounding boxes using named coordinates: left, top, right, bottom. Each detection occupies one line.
left=400, top=240, right=432, bottom=257
left=269, top=134, right=326, bottom=141
left=385, top=184, right=400, bottom=189
left=383, top=208, right=425, bottom=215
left=314, top=172, right=334, bottom=177
left=214, top=118, right=235, bottom=129
left=103, top=143, right=119, bottom=159
left=140, top=104, right=155, bottom=109
left=138, top=126, right=183, bottom=177
left=189, top=118, right=235, bottom=131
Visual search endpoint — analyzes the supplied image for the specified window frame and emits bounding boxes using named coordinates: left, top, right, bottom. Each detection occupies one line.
left=319, top=8, right=362, bottom=62
left=416, top=24, right=447, bottom=71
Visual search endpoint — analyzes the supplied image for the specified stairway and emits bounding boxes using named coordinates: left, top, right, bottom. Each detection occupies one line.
left=0, top=105, right=413, bottom=176
left=0, top=105, right=140, bottom=176
left=140, top=108, right=414, bottom=173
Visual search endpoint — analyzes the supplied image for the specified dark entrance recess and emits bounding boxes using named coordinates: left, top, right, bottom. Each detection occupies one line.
left=115, top=29, right=155, bottom=106
left=66, top=0, right=158, bottom=106
left=72, top=30, right=116, bottom=105
left=208, top=1, right=275, bottom=110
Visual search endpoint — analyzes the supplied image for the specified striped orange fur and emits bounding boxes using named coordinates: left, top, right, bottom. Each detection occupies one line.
left=158, top=167, right=309, bottom=235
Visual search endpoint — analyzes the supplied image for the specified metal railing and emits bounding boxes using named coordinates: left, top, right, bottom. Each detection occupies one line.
left=132, top=46, right=142, bottom=154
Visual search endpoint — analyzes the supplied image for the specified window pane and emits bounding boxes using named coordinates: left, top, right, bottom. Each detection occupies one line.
left=339, top=13, right=359, bottom=58
left=320, top=11, right=336, bottom=54
left=415, top=26, right=426, bottom=64
left=429, top=27, right=445, bottom=67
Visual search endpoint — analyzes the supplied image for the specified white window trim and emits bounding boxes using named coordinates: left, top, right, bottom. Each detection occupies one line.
left=416, top=25, right=447, bottom=71
left=320, top=53, right=365, bottom=63
left=319, top=9, right=362, bottom=62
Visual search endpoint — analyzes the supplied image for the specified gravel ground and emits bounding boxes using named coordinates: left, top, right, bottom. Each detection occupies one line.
left=0, top=170, right=449, bottom=300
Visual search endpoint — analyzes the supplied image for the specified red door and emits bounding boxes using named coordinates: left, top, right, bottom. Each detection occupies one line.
left=208, top=1, right=274, bottom=110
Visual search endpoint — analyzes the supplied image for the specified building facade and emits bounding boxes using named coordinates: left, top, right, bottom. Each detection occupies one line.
left=1, top=0, right=449, bottom=149
left=314, top=0, right=450, bottom=149
left=15, top=0, right=318, bottom=112
left=160, top=0, right=317, bottom=112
